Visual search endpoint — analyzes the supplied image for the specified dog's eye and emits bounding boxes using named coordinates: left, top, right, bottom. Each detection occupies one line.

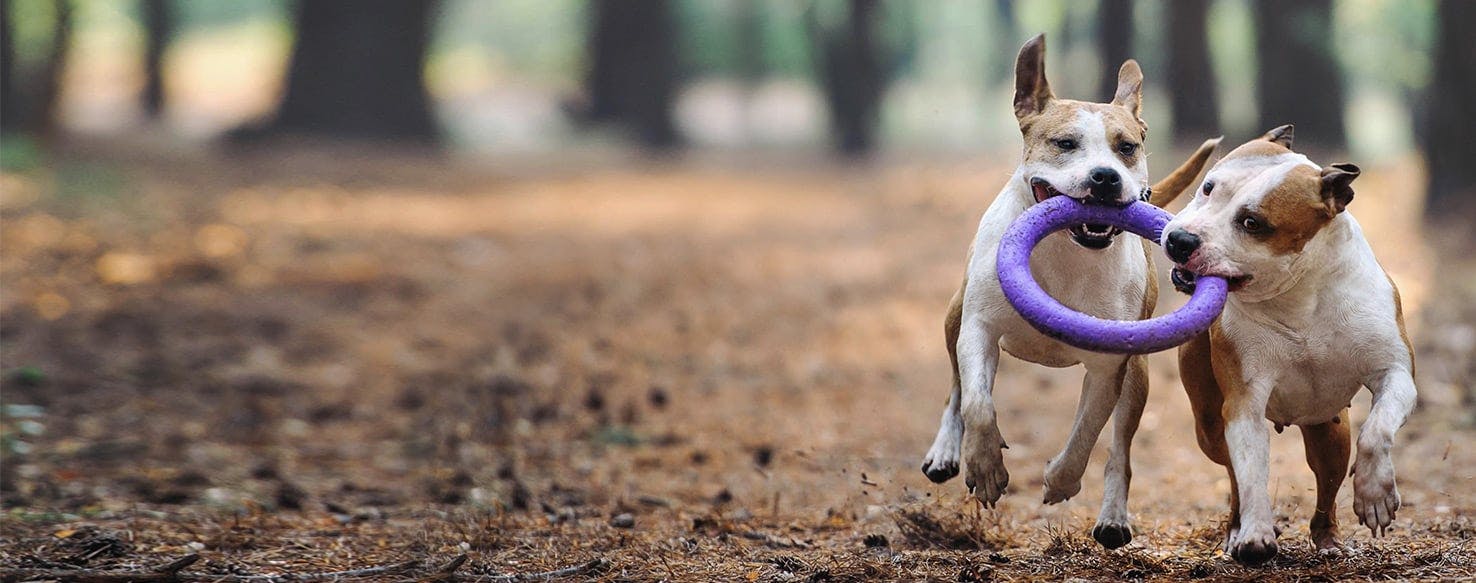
left=1202, top=181, right=1215, bottom=196
left=1116, top=142, right=1138, bottom=156
left=1052, top=139, right=1078, bottom=151
left=1238, top=215, right=1267, bottom=234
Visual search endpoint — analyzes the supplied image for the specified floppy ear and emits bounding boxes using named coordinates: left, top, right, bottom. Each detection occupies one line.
left=1112, top=60, right=1143, bottom=118
left=1013, top=34, right=1053, bottom=119
left=1320, top=163, right=1360, bottom=214
left=1261, top=124, right=1295, bottom=149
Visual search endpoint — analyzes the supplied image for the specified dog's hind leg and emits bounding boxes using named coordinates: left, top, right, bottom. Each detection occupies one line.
left=1301, top=409, right=1351, bottom=553
left=921, top=278, right=967, bottom=483
left=1091, top=354, right=1148, bottom=549
left=1043, top=356, right=1127, bottom=506
left=1178, top=329, right=1240, bottom=549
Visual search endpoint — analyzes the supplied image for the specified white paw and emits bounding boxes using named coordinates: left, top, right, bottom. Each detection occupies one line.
left=920, top=436, right=961, bottom=484
left=1041, top=456, right=1083, bottom=504
left=1353, top=454, right=1401, bottom=536
left=1229, top=523, right=1279, bottom=565
left=961, top=429, right=1009, bottom=507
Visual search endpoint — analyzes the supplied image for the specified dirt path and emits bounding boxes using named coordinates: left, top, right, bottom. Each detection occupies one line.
left=1, top=149, right=1472, bottom=581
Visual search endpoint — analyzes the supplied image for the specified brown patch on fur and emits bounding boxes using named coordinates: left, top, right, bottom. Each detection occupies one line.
left=1257, top=165, right=1332, bottom=255
left=1220, top=139, right=1293, bottom=163
left=1019, top=100, right=1146, bottom=167
left=1387, top=272, right=1415, bottom=376
left=943, top=247, right=971, bottom=396
left=1178, top=323, right=1240, bottom=534
left=1179, top=326, right=1229, bottom=466
left=1300, top=409, right=1351, bottom=550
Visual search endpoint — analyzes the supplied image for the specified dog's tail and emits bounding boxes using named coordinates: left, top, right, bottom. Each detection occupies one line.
left=1148, top=137, right=1221, bottom=208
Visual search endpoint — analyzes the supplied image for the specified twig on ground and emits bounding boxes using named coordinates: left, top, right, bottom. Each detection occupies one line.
left=0, top=557, right=423, bottom=583
left=465, top=558, right=609, bottom=582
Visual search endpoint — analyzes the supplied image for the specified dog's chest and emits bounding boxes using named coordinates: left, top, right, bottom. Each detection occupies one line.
left=1223, top=306, right=1378, bottom=425
left=993, top=234, right=1147, bottom=366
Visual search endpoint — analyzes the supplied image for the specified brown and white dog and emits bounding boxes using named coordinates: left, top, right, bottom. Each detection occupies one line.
left=919, top=34, right=1218, bottom=549
left=1162, top=126, right=1416, bottom=564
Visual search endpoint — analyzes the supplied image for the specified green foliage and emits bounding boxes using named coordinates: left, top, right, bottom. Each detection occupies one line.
left=0, top=135, right=44, bottom=172
left=1334, top=0, right=1436, bottom=91
left=7, top=0, right=64, bottom=68
left=435, top=0, right=585, bottom=83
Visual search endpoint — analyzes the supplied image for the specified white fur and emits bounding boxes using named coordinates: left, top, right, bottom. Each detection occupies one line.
left=1163, top=156, right=1417, bottom=554
left=1018, top=110, right=1150, bottom=206
left=923, top=124, right=1154, bottom=539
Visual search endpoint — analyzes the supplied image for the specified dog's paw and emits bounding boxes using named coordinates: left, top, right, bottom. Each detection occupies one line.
left=961, top=431, right=1009, bottom=507
left=1091, top=522, right=1133, bottom=549
left=1222, top=525, right=1239, bottom=554
left=1312, top=533, right=1346, bottom=557
left=921, top=423, right=963, bottom=484
left=1229, top=524, right=1279, bottom=566
left=1041, top=456, right=1083, bottom=505
left=920, top=456, right=959, bottom=484
left=1353, top=455, right=1400, bottom=536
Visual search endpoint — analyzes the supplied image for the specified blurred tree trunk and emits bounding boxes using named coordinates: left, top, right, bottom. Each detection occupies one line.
left=1425, top=0, right=1476, bottom=216
left=583, top=0, right=680, bottom=150
left=814, top=0, right=885, bottom=158
left=0, top=0, right=16, bottom=134
left=1, top=0, right=70, bottom=135
left=736, top=0, right=763, bottom=145
left=267, top=0, right=438, bottom=142
left=1096, top=0, right=1132, bottom=102
left=142, top=0, right=170, bottom=119
left=1252, top=0, right=1344, bottom=149
left=1167, top=0, right=1218, bottom=143
left=36, top=0, right=70, bottom=135
left=989, top=0, right=1017, bottom=83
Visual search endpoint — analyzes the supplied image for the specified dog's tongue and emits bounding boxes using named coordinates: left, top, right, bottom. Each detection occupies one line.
left=1032, top=181, right=1051, bottom=203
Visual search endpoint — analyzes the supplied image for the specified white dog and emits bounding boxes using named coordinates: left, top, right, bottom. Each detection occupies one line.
left=1162, top=126, right=1416, bottom=564
left=920, top=34, right=1217, bottom=549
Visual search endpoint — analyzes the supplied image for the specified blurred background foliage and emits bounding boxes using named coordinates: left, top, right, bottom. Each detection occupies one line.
left=0, top=0, right=1472, bottom=208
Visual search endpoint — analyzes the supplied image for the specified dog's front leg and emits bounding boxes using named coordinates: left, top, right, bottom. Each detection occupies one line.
left=1224, top=387, right=1277, bottom=565
left=957, top=313, right=1007, bottom=506
left=1353, top=367, right=1416, bottom=536
left=1043, top=357, right=1127, bottom=506
left=921, top=282, right=968, bottom=483
left=1091, top=354, right=1148, bottom=549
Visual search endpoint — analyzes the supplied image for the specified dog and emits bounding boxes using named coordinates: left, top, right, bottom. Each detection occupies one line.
left=918, top=33, right=1218, bottom=549
left=1161, top=125, right=1416, bottom=564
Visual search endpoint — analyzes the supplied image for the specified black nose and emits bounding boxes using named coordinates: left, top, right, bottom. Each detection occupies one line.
left=1087, top=167, right=1122, bottom=202
left=1165, top=229, right=1201, bottom=264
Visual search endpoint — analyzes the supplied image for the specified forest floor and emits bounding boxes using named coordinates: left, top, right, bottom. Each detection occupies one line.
left=1, top=142, right=1474, bottom=581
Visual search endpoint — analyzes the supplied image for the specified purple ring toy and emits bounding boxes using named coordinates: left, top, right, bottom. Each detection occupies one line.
left=996, top=196, right=1228, bottom=354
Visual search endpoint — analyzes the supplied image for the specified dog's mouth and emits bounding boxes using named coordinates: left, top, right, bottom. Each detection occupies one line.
left=1068, top=223, right=1122, bottom=249
left=1171, top=267, right=1252, bottom=294
left=1030, top=177, right=1064, bottom=203
left=1030, top=177, right=1122, bottom=250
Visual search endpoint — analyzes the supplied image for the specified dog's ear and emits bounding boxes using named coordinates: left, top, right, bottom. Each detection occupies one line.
left=1260, top=124, right=1295, bottom=149
left=1013, top=34, right=1053, bottom=119
left=1320, top=163, right=1360, bottom=214
left=1112, top=60, right=1143, bottom=118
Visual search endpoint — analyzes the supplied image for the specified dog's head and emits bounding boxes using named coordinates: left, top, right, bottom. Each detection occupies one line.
left=1013, top=34, right=1150, bottom=249
left=1160, top=125, right=1361, bottom=299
